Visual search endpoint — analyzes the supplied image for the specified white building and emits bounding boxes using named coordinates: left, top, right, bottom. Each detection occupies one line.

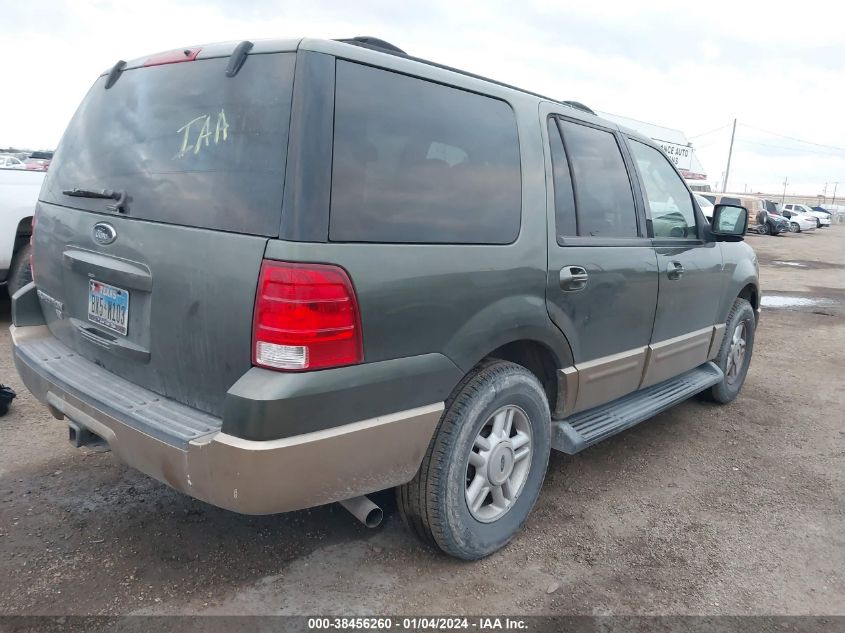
left=599, top=112, right=711, bottom=191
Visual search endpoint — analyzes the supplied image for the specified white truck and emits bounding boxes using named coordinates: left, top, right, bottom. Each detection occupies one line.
left=1, top=168, right=44, bottom=297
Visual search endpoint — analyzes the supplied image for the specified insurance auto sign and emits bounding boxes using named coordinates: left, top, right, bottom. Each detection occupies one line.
left=655, top=139, right=693, bottom=171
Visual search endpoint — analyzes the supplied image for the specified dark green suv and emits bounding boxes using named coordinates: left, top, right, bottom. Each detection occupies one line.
left=10, top=37, right=759, bottom=559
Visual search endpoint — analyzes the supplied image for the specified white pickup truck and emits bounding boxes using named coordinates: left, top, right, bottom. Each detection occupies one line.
left=1, top=168, right=44, bottom=296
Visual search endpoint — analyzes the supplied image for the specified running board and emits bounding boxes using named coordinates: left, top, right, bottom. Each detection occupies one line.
left=552, top=362, right=723, bottom=454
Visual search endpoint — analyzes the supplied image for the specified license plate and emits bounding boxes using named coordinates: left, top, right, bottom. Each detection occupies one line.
left=88, top=280, right=129, bottom=336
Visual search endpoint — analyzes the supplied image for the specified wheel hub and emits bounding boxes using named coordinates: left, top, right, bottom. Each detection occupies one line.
left=725, top=321, right=747, bottom=384
left=487, top=442, right=515, bottom=486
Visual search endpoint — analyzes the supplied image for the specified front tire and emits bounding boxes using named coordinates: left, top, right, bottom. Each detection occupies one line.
left=707, top=298, right=755, bottom=404
left=397, top=360, right=551, bottom=560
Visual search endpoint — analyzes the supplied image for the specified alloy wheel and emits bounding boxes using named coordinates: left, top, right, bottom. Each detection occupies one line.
left=725, top=322, right=747, bottom=384
left=465, top=405, right=532, bottom=522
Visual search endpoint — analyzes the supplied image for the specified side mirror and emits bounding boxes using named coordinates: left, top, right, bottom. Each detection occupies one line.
left=711, top=204, right=748, bottom=240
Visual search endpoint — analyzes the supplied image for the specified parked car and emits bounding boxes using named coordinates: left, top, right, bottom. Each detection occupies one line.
left=706, top=193, right=786, bottom=235
left=783, top=203, right=830, bottom=228
left=780, top=207, right=817, bottom=233
left=0, top=155, right=25, bottom=169
left=694, top=193, right=715, bottom=219
left=10, top=36, right=759, bottom=560
left=811, top=206, right=833, bottom=222
left=0, top=168, right=45, bottom=295
left=759, top=200, right=792, bottom=235
left=23, top=158, right=50, bottom=171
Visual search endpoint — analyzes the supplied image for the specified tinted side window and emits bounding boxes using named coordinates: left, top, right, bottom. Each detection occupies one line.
left=559, top=120, right=638, bottom=238
left=330, top=61, right=521, bottom=244
left=629, top=140, right=697, bottom=239
left=547, top=118, right=577, bottom=238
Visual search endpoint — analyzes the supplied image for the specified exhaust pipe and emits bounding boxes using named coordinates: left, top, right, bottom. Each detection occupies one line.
left=339, top=495, right=383, bottom=528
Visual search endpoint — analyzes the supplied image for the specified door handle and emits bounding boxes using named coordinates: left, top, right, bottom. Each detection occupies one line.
left=559, top=265, right=589, bottom=291
left=667, top=261, right=685, bottom=280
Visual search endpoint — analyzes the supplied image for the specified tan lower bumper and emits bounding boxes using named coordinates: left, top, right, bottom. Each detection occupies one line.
left=13, top=326, right=443, bottom=515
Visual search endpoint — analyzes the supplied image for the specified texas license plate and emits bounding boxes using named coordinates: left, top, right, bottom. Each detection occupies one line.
left=88, top=280, right=129, bottom=336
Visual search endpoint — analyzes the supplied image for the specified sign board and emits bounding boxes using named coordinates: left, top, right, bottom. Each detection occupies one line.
left=654, top=139, right=692, bottom=171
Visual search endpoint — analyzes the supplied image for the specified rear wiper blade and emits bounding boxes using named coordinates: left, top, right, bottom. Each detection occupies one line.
left=61, top=188, right=128, bottom=213
left=62, top=187, right=120, bottom=199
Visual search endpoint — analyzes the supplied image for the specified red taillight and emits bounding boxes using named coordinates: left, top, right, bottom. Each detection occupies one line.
left=252, top=261, right=363, bottom=371
left=143, top=47, right=201, bottom=67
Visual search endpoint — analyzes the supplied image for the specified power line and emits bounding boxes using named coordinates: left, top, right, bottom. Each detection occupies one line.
left=735, top=138, right=845, bottom=157
left=689, top=123, right=733, bottom=139
left=739, top=123, right=845, bottom=152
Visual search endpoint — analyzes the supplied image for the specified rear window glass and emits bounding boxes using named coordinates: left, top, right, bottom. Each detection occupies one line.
left=329, top=61, right=521, bottom=244
left=42, top=53, right=295, bottom=236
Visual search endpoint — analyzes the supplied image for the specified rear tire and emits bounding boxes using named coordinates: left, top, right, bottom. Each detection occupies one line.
left=790, top=222, right=800, bottom=233
left=397, top=360, right=551, bottom=560
left=6, top=243, right=33, bottom=297
left=707, top=298, right=755, bottom=404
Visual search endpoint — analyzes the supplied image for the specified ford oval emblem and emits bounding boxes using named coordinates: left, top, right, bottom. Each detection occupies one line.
left=92, top=222, right=117, bottom=245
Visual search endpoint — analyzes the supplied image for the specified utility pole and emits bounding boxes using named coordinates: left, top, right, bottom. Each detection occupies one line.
left=832, top=182, right=838, bottom=208
left=823, top=182, right=828, bottom=204
left=722, top=118, right=737, bottom=193
left=781, top=177, right=789, bottom=204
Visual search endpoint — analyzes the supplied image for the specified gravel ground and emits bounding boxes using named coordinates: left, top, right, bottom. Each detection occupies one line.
left=0, top=227, right=843, bottom=616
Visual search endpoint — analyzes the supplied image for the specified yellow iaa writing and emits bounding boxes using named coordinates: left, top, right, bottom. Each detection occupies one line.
left=175, top=110, right=230, bottom=157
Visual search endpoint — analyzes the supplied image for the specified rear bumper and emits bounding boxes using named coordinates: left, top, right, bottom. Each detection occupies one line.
left=11, top=323, right=443, bottom=515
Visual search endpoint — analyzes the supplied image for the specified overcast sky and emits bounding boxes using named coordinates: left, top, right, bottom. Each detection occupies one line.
left=2, top=0, right=844, bottom=196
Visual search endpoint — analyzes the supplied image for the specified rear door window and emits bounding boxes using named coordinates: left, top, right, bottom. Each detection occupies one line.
left=42, top=53, right=296, bottom=236
left=330, top=61, right=521, bottom=244
left=557, top=120, right=639, bottom=238
left=547, top=118, right=577, bottom=238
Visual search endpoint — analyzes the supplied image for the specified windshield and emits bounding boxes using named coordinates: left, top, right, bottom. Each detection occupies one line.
left=42, top=53, right=295, bottom=236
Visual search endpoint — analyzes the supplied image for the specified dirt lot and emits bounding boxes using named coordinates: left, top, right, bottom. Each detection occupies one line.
left=1, top=227, right=843, bottom=617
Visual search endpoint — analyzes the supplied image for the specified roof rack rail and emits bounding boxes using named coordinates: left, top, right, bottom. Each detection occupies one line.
left=336, top=36, right=407, bottom=56
left=333, top=37, right=596, bottom=118
left=562, top=100, right=596, bottom=115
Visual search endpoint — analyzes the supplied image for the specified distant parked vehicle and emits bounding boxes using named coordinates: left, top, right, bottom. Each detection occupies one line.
left=23, top=158, right=50, bottom=171
left=707, top=194, right=786, bottom=235
left=0, top=169, right=45, bottom=295
left=0, top=155, right=25, bottom=169
left=694, top=194, right=715, bottom=219
left=783, top=203, right=830, bottom=228
left=780, top=208, right=817, bottom=233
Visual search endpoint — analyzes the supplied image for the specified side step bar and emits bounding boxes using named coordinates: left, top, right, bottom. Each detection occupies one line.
left=552, top=362, right=723, bottom=454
